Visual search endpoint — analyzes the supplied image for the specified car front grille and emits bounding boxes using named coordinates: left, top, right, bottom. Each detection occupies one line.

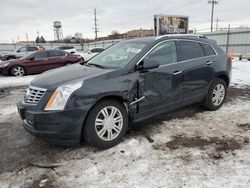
left=24, top=86, right=47, bottom=104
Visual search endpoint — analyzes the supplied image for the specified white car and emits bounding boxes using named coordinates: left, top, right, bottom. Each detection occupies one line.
left=79, top=47, right=105, bottom=61
left=55, top=46, right=77, bottom=53
left=0, top=45, right=45, bottom=61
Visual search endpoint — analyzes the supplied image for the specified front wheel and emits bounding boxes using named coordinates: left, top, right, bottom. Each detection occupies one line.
left=83, top=99, right=128, bottom=149
left=203, top=78, right=227, bottom=111
left=11, top=66, right=25, bottom=76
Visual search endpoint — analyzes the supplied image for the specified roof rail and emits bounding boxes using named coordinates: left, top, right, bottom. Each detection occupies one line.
left=155, top=34, right=207, bottom=40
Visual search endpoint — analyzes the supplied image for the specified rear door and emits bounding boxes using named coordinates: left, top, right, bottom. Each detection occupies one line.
left=175, top=40, right=215, bottom=105
left=46, top=50, right=67, bottom=70
left=137, top=41, right=184, bottom=117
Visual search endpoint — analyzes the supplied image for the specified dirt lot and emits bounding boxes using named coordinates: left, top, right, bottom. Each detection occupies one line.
left=0, top=84, right=250, bottom=187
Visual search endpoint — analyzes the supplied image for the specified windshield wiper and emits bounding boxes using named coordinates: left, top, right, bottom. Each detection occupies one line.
left=87, top=63, right=106, bottom=69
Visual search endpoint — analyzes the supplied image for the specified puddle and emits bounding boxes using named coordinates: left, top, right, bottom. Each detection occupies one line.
left=237, top=123, right=250, bottom=131
left=153, top=136, right=243, bottom=160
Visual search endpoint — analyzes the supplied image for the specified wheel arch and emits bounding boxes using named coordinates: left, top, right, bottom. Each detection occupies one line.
left=80, top=94, right=128, bottom=142
left=6, top=55, right=16, bottom=60
left=217, top=73, right=229, bottom=86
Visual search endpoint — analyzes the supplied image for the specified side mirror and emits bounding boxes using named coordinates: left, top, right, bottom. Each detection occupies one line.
left=29, top=56, right=35, bottom=61
left=138, top=59, right=160, bottom=70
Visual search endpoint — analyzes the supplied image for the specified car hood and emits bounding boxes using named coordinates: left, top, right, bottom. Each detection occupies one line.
left=0, top=51, right=18, bottom=56
left=0, top=58, right=25, bottom=64
left=30, top=63, right=112, bottom=90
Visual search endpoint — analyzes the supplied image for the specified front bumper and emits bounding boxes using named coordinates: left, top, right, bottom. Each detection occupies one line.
left=17, top=102, right=91, bottom=146
left=0, top=67, right=8, bottom=75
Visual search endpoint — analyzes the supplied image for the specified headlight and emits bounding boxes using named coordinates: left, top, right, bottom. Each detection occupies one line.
left=44, top=82, right=82, bottom=111
left=0, top=62, right=10, bottom=67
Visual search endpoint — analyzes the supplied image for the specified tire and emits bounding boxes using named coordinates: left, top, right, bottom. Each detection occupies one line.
left=64, top=62, right=72, bottom=66
left=7, top=56, right=16, bottom=61
left=203, top=78, right=227, bottom=111
left=83, top=99, right=128, bottom=149
left=11, top=66, right=25, bottom=76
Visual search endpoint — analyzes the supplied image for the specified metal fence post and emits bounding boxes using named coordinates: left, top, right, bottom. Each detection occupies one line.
left=226, top=24, right=230, bottom=54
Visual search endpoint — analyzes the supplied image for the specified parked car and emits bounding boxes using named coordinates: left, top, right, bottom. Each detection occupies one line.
left=79, top=47, right=105, bottom=61
left=0, top=45, right=45, bottom=61
left=0, top=50, right=81, bottom=76
left=17, top=35, right=231, bottom=149
left=54, top=46, right=77, bottom=54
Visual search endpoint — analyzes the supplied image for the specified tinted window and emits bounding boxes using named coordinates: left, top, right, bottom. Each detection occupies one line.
left=200, top=43, right=216, bottom=56
left=91, top=48, right=104, bottom=53
left=27, top=46, right=38, bottom=51
left=176, top=41, right=205, bottom=61
left=145, top=41, right=177, bottom=66
left=34, top=51, right=48, bottom=58
left=64, top=46, right=74, bottom=50
left=49, top=50, right=63, bottom=57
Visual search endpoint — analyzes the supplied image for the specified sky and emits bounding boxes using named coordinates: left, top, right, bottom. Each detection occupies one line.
left=0, top=0, right=250, bottom=42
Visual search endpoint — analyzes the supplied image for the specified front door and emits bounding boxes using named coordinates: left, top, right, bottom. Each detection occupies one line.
left=137, top=41, right=184, bottom=118
left=25, top=51, right=49, bottom=74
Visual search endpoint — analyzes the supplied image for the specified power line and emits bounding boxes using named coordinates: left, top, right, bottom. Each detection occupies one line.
left=208, top=0, right=218, bottom=32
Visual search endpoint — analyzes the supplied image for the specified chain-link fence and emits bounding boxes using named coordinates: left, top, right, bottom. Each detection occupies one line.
left=201, top=29, right=250, bottom=59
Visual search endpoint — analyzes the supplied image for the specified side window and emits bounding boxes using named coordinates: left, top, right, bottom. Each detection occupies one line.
left=90, top=49, right=97, bottom=53
left=49, top=50, right=63, bottom=57
left=27, top=46, right=38, bottom=51
left=18, top=47, right=26, bottom=52
left=60, top=51, right=67, bottom=56
left=176, top=41, right=205, bottom=61
left=91, top=48, right=103, bottom=53
left=145, top=41, right=177, bottom=66
left=96, top=48, right=104, bottom=53
left=200, top=43, right=216, bottom=56
left=34, top=51, right=48, bottom=59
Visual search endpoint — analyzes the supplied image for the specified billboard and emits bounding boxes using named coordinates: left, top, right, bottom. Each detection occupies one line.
left=154, top=15, right=189, bottom=36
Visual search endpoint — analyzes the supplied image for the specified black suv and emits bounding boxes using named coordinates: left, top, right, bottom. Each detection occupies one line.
left=17, top=35, right=232, bottom=149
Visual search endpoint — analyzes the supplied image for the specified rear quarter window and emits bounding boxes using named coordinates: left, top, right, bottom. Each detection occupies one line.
left=200, top=43, right=216, bottom=56
left=176, top=41, right=205, bottom=61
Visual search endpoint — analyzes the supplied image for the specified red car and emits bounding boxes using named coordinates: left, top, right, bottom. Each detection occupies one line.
left=0, top=50, right=82, bottom=76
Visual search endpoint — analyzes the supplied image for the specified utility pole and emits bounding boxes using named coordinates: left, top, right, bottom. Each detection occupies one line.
left=94, top=8, right=99, bottom=40
left=36, top=30, right=40, bottom=38
left=25, top=33, right=28, bottom=42
left=208, top=0, right=218, bottom=32
left=215, top=17, right=219, bottom=31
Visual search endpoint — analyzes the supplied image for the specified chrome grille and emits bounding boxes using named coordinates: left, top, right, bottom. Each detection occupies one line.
left=24, top=86, right=47, bottom=104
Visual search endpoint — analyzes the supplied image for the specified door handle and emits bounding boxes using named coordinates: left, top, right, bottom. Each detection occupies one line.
left=206, top=61, right=213, bottom=65
left=173, top=71, right=183, bottom=75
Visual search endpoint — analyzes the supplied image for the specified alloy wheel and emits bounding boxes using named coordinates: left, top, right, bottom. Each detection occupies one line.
left=212, top=84, right=225, bottom=106
left=95, top=106, right=123, bottom=141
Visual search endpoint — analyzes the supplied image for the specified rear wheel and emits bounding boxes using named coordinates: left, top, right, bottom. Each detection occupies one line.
left=83, top=99, right=128, bottom=149
left=203, top=78, right=227, bottom=110
left=11, top=66, right=25, bottom=76
left=64, top=62, right=72, bottom=66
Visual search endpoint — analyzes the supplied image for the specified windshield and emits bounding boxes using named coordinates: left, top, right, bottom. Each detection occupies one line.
left=20, top=52, right=35, bottom=59
left=87, top=42, right=146, bottom=69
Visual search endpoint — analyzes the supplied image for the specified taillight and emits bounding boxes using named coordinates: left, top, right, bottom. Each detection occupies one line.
left=229, top=56, right=233, bottom=63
